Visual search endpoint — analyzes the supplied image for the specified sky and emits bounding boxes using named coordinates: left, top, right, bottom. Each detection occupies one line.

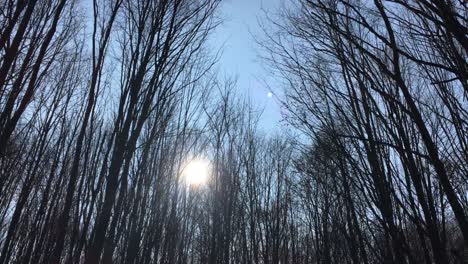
left=209, top=0, right=283, bottom=132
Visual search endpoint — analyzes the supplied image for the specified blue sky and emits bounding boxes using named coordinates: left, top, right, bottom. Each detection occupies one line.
left=209, top=0, right=283, bottom=132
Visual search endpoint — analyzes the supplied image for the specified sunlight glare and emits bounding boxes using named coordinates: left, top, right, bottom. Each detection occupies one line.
left=182, top=158, right=210, bottom=186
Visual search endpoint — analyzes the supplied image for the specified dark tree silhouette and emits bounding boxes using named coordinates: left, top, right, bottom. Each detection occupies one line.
left=0, top=0, right=466, bottom=263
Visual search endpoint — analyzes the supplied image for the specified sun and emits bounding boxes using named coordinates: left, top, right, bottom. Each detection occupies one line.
left=182, top=158, right=210, bottom=186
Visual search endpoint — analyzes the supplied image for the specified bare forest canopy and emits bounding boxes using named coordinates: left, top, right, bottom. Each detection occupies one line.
left=0, top=0, right=467, bottom=263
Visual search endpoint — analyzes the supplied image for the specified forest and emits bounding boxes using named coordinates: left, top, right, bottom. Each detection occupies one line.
left=0, top=0, right=467, bottom=263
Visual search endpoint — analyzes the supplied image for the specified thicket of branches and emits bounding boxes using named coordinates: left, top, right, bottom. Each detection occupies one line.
left=262, top=0, right=468, bottom=263
left=0, top=0, right=466, bottom=264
